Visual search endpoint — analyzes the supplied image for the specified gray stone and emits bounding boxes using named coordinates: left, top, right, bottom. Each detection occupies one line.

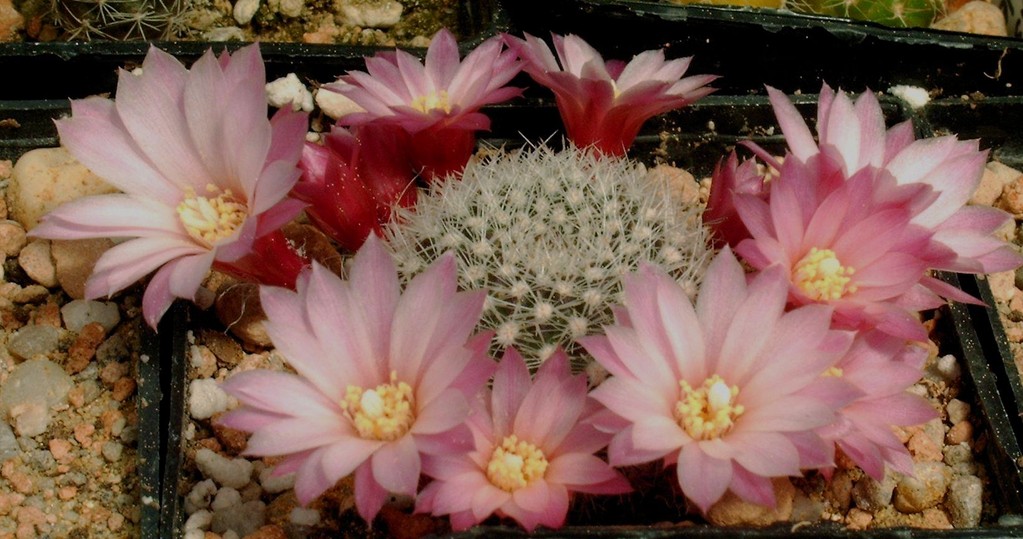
left=339, top=0, right=402, bottom=28
left=0, top=359, right=74, bottom=437
left=894, top=461, right=951, bottom=513
left=61, top=299, right=120, bottom=333
left=211, top=500, right=266, bottom=537
left=102, top=441, right=123, bottom=462
left=943, top=443, right=978, bottom=475
left=0, top=420, right=19, bottom=462
left=946, top=475, right=983, bottom=527
left=7, top=324, right=61, bottom=361
left=852, top=470, right=898, bottom=513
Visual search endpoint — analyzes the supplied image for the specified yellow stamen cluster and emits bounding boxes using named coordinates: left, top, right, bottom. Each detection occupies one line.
left=177, top=184, right=247, bottom=246
left=674, top=375, right=744, bottom=440
left=485, top=435, right=548, bottom=492
left=792, top=247, right=857, bottom=301
left=411, top=90, right=453, bottom=114
left=342, top=371, right=416, bottom=441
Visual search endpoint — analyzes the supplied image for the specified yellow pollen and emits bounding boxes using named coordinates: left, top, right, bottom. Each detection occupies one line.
left=342, top=371, right=416, bottom=442
left=822, top=366, right=844, bottom=377
left=485, top=435, right=548, bottom=492
left=792, top=247, right=857, bottom=301
left=674, top=375, right=744, bottom=441
left=177, top=184, right=247, bottom=246
left=410, top=90, right=452, bottom=114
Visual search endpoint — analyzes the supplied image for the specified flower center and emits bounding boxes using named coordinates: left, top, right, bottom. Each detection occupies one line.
left=822, top=366, right=844, bottom=377
left=485, top=435, right=548, bottom=492
left=177, top=184, right=247, bottom=246
left=411, top=90, right=452, bottom=114
left=342, top=371, right=416, bottom=441
left=792, top=247, right=857, bottom=301
left=674, top=375, right=744, bottom=441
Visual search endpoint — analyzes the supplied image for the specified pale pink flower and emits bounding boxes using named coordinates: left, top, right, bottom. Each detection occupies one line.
left=767, top=83, right=1022, bottom=277
left=30, top=44, right=309, bottom=328
left=416, top=348, right=630, bottom=531
left=327, top=28, right=522, bottom=182
left=505, top=32, right=716, bottom=157
left=816, top=331, right=936, bottom=480
left=581, top=248, right=859, bottom=514
left=733, top=155, right=944, bottom=341
left=218, top=235, right=496, bottom=523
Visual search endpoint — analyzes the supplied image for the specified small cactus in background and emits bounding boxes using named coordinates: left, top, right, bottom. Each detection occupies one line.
left=385, top=143, right=714, bottom=372
left=785, top=0, right=943, bottom=27
left=51, top=0, right=187, bottom=40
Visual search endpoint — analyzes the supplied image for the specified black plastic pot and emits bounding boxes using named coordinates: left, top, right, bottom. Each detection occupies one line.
left=502, top=0, right=1023, bottom=98
left=0, top=0, right=508, bottom=101
left=149, top=93, right=1023, bottom=537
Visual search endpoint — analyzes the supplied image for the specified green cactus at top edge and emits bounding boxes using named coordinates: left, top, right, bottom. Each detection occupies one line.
left=787, top=0, right=944, bottom=28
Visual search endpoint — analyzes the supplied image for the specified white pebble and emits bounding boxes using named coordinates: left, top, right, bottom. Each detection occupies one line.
left=947, top=398, right=971, bottom=424
left=212, top=487, right=242, bottom=510
left=314, top=87, right=365, bottom=120
left=290, top=507, right=321, bottom=526
left=936, top=354, right=961, bottom=382
left=184, top=509, right=213, bottom=531
left=339, top=0, right=402, bottom=27
left=184, top=479, right=218, bottom=514
left=195, top=448, right=253, bottom=489
left=888, top=85, right=931, bottom=110
left=232, top=0, right=259, bottom=25
left=61, top=299, right=121, bottom=332
left=189, top=378, right=231, bottom=420
left=266, top=74, right=314, bottom=112
left=259, top=465, right=295, bottom=494
left=184, top=530, right=206, bottom=539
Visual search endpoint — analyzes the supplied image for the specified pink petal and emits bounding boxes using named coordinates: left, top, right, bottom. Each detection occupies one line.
left=321, top=437, right=385, bottom=485
left=767, top=85, right=817, bottom=162
left=244, top=416, right=348, bottom=456
left=728, top=464, right=777, bottom=508
left=412, top=389, right=469, bottom=435
left=547, top=453, right=629, bottom=493
left=221, top=369, right=338, bottom=416
left=677, top=444, right=732, bottom=513
left=56, top=97, right=180, bottom=203
left=294, top=447, right=335, bottom=505
left=491, top=348, right=533, bottom=436
left=371, top=435, right=421, bottom=496
left=355, top=463, right=390, bottom=523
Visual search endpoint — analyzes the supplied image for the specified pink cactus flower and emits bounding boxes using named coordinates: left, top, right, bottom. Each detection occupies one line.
left=580, top=248, right=860, bottom=514
left=30, top=44, right=309, bottom=328
left=294, top=124, right=417, bottom=251
left=416, top=348, right=630, bottom=531
left=816, top=331, right=937, bottom=480
left=732, top=156, right=940, bottom=341
left=505, top=32, right=717, bottom=157
left=767, top=83, right=1022, bottom=277
left=327, top=28, right=522, bottom=182
left=218, top=235, right=496, bottom=524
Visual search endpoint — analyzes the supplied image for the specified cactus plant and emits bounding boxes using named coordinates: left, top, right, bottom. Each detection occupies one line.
left=785, top=0, right=944, bottom=28
left=384, top=143, right=715, bottom=373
